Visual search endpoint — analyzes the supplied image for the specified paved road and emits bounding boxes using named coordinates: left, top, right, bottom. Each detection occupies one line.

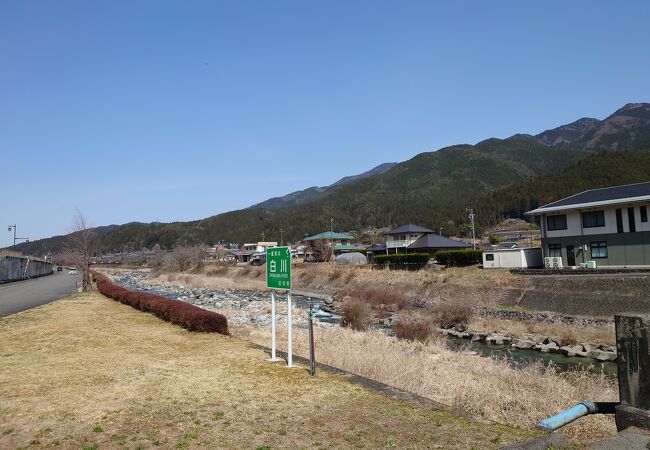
left=0, top=271, right=80, bottom=317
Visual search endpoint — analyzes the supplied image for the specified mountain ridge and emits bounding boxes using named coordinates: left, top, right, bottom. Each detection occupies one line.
left=248, top=162, right=397, bottom=209
left=8, top=102, right=650, bottom=255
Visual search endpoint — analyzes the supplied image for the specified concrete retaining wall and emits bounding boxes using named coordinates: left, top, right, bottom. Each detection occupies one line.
left=0, top=252, right=53, bottom=282
left=498, top=275, right=650, bottom=316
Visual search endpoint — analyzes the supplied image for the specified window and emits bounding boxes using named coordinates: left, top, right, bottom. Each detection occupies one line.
left=546, top=215, right=567, bottom=231
left=582, top=210, right=605, bottom=228
left=548, top=244, right=562, bottom=257
left=616, top=209, right=624, bottom=233
left=485, top=254, right=494, bottom=261
left=628, top=207, right=636, bottom=232
left=641, top=206, right=648, bottom=223
left=590, top=241, right=608, bottom=258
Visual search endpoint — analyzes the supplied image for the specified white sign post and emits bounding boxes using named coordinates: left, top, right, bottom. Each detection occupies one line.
left=266, top=247, right=292, bottom=367
left=287, top=290, right=293, bottom=367
left=269, top=291, right=281, bottom=362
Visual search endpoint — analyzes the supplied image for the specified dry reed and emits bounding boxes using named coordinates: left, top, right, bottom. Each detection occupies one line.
left=236, top=324, right=618, bottom=445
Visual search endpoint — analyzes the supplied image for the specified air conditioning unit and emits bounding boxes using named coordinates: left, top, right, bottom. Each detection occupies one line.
left=544, top=256, right=563, bottom=269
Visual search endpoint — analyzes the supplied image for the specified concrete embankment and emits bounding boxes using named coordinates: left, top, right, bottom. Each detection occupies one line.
left=0, top=250, right=53, bottom=283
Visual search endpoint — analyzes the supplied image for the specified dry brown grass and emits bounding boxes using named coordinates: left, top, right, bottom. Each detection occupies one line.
left=430, top=302, right=474, bottom=329
left=0, top=293, right=534, bottom=449
left=340, top=298, right=373, bottom=330
left=237, top=324, right=618, bottom=445
left=151, top=267, right=266, bottom=292
left=392, top=318, right=431, bottom=342
left=293, top=264, right=523, bottom=300
left=123, top=262, right=523, bottom=308
left=469, top=316, right=616, bottom=346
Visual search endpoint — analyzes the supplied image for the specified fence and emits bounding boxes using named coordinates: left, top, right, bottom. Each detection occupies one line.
left=0, top=251, right=53, bottom=282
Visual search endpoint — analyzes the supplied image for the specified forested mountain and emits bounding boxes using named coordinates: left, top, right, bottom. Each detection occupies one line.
left=249, top=162, right=397, bottom=209
left=9, top=103, right=650, bottom=255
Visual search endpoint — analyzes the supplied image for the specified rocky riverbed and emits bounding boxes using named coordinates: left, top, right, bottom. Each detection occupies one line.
left=107, top=270, right=616, bottom=366
left=438, top=326, right=617, bottom=362
left=108, top=271, right=340, bottom=328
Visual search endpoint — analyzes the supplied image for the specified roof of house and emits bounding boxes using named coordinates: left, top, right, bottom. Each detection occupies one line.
left=384, top=224, right=434, bottom=235
left=407, top=233, right=472, bottom=250
left=334, top=244, right=367, bottom=251
left=304, top=231, right=354, bottom=241
left=526, top=181, right=650, bottom=215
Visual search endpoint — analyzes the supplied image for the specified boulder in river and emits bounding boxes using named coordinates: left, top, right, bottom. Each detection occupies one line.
left=512, top=339, right=536, bottom=349
left=486, top=334, right=511, bottom=345
left=470, top=332, right=487, bottom=342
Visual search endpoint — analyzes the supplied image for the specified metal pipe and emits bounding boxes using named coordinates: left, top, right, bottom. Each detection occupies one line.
left=308, top=304, right=315, bottom=376
left=537, top=401, right=618, bottom=431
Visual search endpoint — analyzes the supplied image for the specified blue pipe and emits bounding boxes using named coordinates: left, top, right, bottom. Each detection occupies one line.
left=537, top=401, right=617, bottom=431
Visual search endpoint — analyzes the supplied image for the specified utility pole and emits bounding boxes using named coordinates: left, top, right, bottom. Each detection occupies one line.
left=280, top=228, right=284, bottom=246
left=7, top=225, right=29, bottom=247
left=330, top=218, right=334, bottom=263
left=466, top=208, right=476, bottom=249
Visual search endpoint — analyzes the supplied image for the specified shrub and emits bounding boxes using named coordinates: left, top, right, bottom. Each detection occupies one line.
left=341, top=299, right=373, bottom=331
left=435, top=249, right=482, bottom=267
left=430, top=302, right=473, bottom=329
left=346, top=286, right=410, bottom=310
left=329, top=269, right=342, bottom=281
left=206, top=265, right=229, bottom=277
left=393, top=318, right=431, bottom=342
left=373, top=253, right=430, bottom=267
left=92, top=271, right=229, bottom=335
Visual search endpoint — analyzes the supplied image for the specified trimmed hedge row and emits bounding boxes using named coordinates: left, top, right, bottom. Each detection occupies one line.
left=435, top=249, right=482, bottom=267
left=92, top=272, right=229, bottom=335
left=373, top=253, right=430, bottom=265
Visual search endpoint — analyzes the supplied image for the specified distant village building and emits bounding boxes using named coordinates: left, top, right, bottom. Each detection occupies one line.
left=243, top=242, right=278, bottom=253
left=381, top=224, right=471, bottom=255
left=237, top=241, right=278, bottom=264
left=482, top=248, right=543, bottom=269
left=303, top=231, right=356, bottom=261
left=526, top=181, right=650, bottom=267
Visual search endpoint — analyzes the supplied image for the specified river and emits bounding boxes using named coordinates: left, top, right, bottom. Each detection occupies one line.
left=111, top=271, right=616, bottom=376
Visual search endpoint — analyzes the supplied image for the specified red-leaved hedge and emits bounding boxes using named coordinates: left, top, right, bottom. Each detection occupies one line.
left=92, top=271, right=229, bottom=335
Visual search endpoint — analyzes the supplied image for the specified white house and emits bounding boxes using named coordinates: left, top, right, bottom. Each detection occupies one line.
left=243, top=242, right=278, bottom=253
left=526, top=182, right=650, bottom=267
left=383, top=224, right=434, bottom=252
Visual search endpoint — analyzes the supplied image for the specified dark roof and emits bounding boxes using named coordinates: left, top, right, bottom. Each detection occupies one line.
left=408, top=234, right=472, bottom=250
left=527, top=181, right=650, bottom=214
left=304, top=231, right=354, bottom=241
left=384, top=224, right=434, bottom=235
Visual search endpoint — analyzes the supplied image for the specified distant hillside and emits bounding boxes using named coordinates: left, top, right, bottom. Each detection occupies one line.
left=8, top=102, right=650, bottom=255
left=11, top=139, right=586, bottom=254
left=576, top=103, right=650, bottom=150
left=249, top=162, right=396, bottom=209
left=330, top=162, right=398, bottom=187
left=466, top=149, right=650, bottom=224
left=535, top=118, right=601, bottom=146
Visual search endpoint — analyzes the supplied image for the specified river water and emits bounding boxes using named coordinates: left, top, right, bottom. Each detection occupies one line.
left=444, top=335, right=617, bottom=376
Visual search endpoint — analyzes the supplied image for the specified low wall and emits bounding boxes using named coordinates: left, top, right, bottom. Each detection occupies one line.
left=498, top=274, right=650, bottom=316
left=0, top=252, right=53, bottom=282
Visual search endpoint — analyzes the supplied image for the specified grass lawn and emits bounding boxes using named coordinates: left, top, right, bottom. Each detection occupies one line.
left=0, top=292, right=536, bottom=449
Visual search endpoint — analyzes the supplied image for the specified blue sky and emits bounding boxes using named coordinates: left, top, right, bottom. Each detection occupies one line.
left=1, top=1, right=649, bottom=247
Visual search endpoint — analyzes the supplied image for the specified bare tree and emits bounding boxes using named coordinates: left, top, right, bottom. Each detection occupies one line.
left=310, top=239, right=334, bottom=263
left=162, top=245, right=206, bottom=272
left=67, top=209, right=95, bottom=292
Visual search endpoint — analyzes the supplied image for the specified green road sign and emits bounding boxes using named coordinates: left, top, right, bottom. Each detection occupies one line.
left=266, top=246, right=291, bottom=290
